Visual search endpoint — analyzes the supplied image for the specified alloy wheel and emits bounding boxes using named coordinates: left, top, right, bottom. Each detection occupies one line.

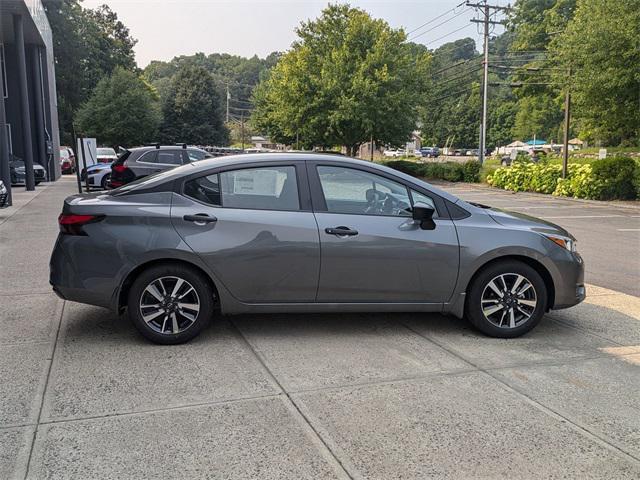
left=480, top=273, right=537, bottom=329
left=139, top=276, right=200, bottom=335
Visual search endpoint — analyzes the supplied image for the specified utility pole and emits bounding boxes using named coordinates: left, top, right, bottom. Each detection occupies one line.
left=468, top=1, right=509, bottom=165
left=562, top=67, right=571, bottom=179
left=240, top=112, right=245, bottom=151
left=226, top=84, right=230, bottom=123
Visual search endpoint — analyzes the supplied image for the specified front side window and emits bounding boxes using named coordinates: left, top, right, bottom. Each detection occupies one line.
left=410, top=189, right=436, bottom=211
left=317, top=166, right=411, bottom=216
left=220, top=166, right=299, bottom=211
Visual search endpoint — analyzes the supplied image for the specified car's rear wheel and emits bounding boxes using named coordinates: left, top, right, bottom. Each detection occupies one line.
left=465, top=260, right=547, bottom=338
left=128, top=263, right=215, bottom=344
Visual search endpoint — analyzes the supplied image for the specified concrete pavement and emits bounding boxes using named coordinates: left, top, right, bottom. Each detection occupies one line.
left=1, top=177, right=639, bottom=479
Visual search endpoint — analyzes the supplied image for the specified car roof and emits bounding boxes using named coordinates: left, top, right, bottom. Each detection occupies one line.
left=180, top=153, right=460, bottom=203
left=129, top=145, right=203, bottom=152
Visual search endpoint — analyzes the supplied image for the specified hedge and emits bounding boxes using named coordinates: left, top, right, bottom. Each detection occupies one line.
left=487, top=156, right=639, bottom=200
left=383, top=160, right=481, bottom=183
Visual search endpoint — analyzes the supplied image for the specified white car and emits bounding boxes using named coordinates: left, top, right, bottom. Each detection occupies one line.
left=383, top=149, right=404, bottom=158
left=82, top=162, right=112, bottom=189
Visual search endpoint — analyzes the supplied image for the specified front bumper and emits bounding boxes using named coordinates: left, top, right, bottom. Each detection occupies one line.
left=551, top=252, right=586, bottom=309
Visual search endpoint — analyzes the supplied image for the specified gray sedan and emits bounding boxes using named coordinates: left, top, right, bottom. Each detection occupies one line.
left=50, top=153, right=585, bottom=344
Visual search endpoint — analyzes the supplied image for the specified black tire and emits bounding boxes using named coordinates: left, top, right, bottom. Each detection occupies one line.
left=128, top=263, right=215, bottom=344
left=101, top=173, right=111, bottom=190
left=465, top=260, right=547, bottom=338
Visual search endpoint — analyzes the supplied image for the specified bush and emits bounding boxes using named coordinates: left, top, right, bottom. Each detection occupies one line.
left=634, top=159, right=640, bottom=198
left=590, top=157, right=637, bottom=200
left=487, top=156, right=639, bottom=200
left=383, top=160, right=480, bottom=183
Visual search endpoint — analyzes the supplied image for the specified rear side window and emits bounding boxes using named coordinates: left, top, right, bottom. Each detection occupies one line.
left=221, top=166, right=299, bottom=211
left=186, top=149, right=210, bottom=162
left=184, top=174, right=221, bottom=206
left=157, top=151, right=183, bottom=165
left=184, top=166, right=300, bottom=211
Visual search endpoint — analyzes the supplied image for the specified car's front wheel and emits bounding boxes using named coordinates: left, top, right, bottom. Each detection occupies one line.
left=101, top=173, right=111, bottom=190
left=465, top=260, right=547, bottom=338
left=128, top=263, right=215, bottom=344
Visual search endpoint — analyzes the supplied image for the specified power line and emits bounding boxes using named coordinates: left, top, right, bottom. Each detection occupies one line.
left=431, top=86, right=477, bottom=103
left=419, top=23, right=476, bottom=46
left=431, top=55, right=482, bottom=76
left=405, top=1, right=466, bottom=36
left=433, top=65, right=483, bottom=86
left=408, top=7, right=473, bottom=41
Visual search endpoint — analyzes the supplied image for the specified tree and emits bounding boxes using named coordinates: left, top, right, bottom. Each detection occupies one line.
left=251, top=4, right=430, bottom=154
left=45, top=1, right=137, bottom=144
left=550, top=0, right=640, bottom=144
left=76, top=68, right=160, bottom=148
left=159, top=65, right=228, bottom=145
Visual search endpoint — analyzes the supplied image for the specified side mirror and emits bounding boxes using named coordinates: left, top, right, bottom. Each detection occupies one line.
left=412, top=202, right=436, bottom=230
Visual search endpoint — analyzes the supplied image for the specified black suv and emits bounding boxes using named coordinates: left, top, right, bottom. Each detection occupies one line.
left=109, top=145, right=213, bottom=188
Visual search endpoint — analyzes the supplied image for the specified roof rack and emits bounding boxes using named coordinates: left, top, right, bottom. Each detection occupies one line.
left=145, top=143, right=160, bottom=149
left=175, top=143, right=187, bottom=149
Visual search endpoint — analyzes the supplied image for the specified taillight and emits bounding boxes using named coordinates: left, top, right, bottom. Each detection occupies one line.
left=58, top=214, right=104, bottom=235
left=113, top=164, right=127, bottom=173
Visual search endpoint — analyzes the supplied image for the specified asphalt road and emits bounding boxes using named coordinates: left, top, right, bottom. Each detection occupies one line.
left=1, top=178, right=639, bottom=479
left=438, top=182, right=640, bottom=297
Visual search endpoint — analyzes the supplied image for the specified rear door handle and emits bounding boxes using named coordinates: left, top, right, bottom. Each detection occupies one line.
left=325, top=226, right=358, bottom=236
left=183, top=214, right=217, bottom=225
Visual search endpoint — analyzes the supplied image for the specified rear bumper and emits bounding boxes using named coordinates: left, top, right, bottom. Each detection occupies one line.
left=49, top=234, right=115, bottom=310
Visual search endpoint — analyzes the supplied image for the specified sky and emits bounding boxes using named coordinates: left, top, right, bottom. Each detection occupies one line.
left=83, top=0, right=509, bottom=67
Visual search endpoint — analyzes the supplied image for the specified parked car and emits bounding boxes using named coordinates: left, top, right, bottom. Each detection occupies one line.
left=81, top=162, right=112, bottom=189
left=420, top=147, right=440, bottom=158
left=109, top=145, right=213, bottom=188
left=59, top=146, right=76, bottom=174
left=383, top=148, right=404, bottom=158
left=10, top=155, right=47, bottom=185
left=0, top=180, right=9, bottom=208
left=96, top=147, right=118, bottom=163
left=51, top=153, right=585, bottom=345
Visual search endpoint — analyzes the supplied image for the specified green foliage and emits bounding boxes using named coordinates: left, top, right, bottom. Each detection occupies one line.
left=549, top=0, right=640, bottom=144
left=488, top=157, right=639, bottom=200
left=251, top=4, right=430, bottom=153
left=590, top=157, right=637, bottom=200
left=144, top=52, right=280, bottom=115
left=159, top=65, right=228, bottom=146
left=45, top=1, right=137, bottom=144
left=76, top=68, right=160, bottom=148
left=633, top=160, right=640, bottom=198
left=383, top=160, right=481, bottom=183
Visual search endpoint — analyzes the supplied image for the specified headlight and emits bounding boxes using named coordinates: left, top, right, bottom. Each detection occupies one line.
left=543, top=234, right=577, bottom=253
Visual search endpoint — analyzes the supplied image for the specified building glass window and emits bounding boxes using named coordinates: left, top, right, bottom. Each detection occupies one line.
left=0, top=44, right=7, bottom=98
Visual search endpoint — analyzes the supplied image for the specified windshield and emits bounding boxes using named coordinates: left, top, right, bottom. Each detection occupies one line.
left=97, top=148, right=116, bottom=156
left=60, top=149, right=70, bottom=159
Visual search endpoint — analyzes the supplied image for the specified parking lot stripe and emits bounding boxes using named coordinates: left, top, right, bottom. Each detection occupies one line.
left=617, top=228, right=640, bottom=232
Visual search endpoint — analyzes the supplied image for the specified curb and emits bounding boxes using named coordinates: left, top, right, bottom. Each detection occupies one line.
left=431, top=180, right=640, bottom=211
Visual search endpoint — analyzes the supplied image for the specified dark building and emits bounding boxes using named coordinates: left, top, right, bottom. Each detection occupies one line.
left=1, top=0, right=60, bottom=205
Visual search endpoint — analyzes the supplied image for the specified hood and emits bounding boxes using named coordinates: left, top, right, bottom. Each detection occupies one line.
left=487, top=207, right=573, bottom=239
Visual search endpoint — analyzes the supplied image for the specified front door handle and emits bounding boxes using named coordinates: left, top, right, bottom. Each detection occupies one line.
left=325, top=226, right=358, bottom=236
left=183, top=214, right=217, bottom=225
